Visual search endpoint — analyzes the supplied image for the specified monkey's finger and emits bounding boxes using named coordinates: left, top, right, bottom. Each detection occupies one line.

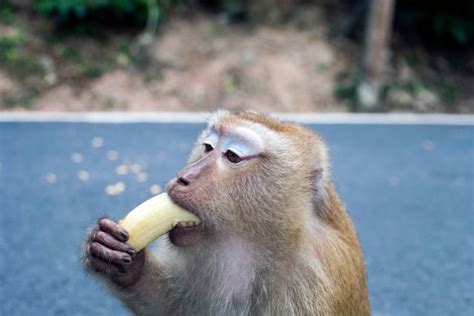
left=89, top=242, right=133, bottom=266
left=98, top=218, right=129, bottom=242
left=89, top=256, right=126, bottom=276
left=94, top=231, right=136, bottom=257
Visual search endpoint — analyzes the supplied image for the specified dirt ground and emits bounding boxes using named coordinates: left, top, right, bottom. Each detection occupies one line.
left=24, top=11, right=345, bottom=112
left=1, top=5, right=472, bottom=113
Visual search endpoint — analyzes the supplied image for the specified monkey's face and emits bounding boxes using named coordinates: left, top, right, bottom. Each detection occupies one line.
left=166, top=114, right=304, bottom=247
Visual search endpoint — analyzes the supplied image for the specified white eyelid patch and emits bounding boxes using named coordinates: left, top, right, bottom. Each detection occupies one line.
left=203, top=131, right=219, bottom=148
left=221, top=127, right=264, bottom=157
left=224, top=141, right=258, bottom=157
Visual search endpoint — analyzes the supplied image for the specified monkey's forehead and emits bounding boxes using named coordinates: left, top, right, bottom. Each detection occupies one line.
left=207, top=110, right=279, bottom=136
left=206, top=111, right=287, bottom=149
left=208, top=110, right=280, bottom=129
left=208, top=110, right=315, bottom=137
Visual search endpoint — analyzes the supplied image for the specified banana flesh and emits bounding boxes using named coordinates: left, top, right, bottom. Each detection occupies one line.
left=118, top=193, right=200, bottom=251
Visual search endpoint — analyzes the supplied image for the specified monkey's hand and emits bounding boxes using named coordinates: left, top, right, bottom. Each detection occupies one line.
left=82, top=218, right=145, bottom=288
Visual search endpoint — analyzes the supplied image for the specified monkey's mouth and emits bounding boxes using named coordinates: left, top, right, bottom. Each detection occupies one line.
left=169, top=222, right=203, bottom=247
left=167, top=189, right=203, bottom=247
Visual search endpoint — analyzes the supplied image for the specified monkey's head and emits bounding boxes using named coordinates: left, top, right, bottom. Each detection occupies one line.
left=167, top=111, right=329, bottom=247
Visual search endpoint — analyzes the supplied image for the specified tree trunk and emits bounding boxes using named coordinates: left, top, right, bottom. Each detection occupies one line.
left=357, top=0, right=395, bottom=110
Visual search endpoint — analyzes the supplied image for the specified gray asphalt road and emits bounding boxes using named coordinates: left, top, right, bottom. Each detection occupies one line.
left=1, top=122, right=473, bottom=315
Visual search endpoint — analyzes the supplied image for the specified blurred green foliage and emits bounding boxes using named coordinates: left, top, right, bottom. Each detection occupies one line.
left=0, top=27, right=44, bottom=81
left=395, top=0, right=474, bottom=47
left=220, top=0, right=245, bottom=18
left=32, top=0, right=473, bottom=48
left=333, top=69, right=360, bottom=111
left=34, top=0, right=248, bottom=22
left=0, top=2, right=15, bottom=23
left=0, top=25, right=44, bottom=108
left=36, top=0, right=178, bottom=23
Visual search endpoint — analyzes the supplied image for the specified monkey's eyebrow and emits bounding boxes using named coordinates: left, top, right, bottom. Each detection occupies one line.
left=211, top=125, right=264, bottom=151
left=210, top=125, right=223, bottom=136
left=203, top=131, right=219, bottom=147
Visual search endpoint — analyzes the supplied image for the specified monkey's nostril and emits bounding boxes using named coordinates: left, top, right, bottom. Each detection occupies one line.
left=177, top=177, right=190, bottom=186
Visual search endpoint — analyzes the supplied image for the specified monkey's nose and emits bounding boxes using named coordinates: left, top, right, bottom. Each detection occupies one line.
left=175, top=157, right=209, bottom=187
left=177, top=176, right=190, bottom=186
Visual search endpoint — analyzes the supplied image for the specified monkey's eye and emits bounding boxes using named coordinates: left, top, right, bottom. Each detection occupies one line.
left=225, top=150, right=242, bottom=164
left=203, top=143, right=214, bottom=153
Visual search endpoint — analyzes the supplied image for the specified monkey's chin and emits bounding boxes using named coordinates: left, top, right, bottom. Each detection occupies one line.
left=169, top=224, right=202, bottom=247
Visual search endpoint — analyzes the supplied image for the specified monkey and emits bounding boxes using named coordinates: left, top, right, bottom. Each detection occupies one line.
left=82, top=110, right=370, bottom=315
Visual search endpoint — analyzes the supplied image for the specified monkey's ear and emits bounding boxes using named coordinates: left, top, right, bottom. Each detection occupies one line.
left=310, top=165, right=328, bottom=201
left=310, top=166, right=323, bottom=190
left=309, top=135, right=330, bottom=200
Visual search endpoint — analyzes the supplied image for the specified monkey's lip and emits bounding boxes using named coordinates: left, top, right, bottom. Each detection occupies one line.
left=167, top=186, right=201, bottom=220
left=169, top=223, right=202, bottom=247
left=166, top=189, right=203, bottom=246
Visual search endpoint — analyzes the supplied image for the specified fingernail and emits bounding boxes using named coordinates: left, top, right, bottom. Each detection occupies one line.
left=122, top=255, right=131, bottom=264
left=119, top=231, right=129, bottom=241
left=127, top=248, right=136, bottom=257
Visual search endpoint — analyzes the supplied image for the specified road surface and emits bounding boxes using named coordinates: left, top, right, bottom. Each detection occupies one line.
left=1, top=120, right=473, bottom=315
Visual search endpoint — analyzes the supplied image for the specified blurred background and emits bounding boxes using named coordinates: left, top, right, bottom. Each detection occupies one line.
left=1, top=2, right=473, bottom=315
left=0, top=0, right=473, bottom=113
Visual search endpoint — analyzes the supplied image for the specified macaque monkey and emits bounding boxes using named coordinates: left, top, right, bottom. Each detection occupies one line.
left=82, top=110, right=370, bottom=315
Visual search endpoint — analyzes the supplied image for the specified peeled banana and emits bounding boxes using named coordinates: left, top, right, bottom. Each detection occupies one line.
left=118, top=193, right=200, bottom=251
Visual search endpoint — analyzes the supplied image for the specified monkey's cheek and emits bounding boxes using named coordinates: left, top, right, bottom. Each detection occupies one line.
left=168, top=225, right=203, bottom=247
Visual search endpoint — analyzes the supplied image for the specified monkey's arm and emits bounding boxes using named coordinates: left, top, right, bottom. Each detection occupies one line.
left=106, top=249, right=169, bottom=316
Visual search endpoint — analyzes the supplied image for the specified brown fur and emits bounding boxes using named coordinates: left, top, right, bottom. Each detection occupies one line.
left=83, top=110, right=370, bottom=315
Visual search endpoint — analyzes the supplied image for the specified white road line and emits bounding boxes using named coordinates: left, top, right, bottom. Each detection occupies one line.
left=0, top=112, right=472, bottom=125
